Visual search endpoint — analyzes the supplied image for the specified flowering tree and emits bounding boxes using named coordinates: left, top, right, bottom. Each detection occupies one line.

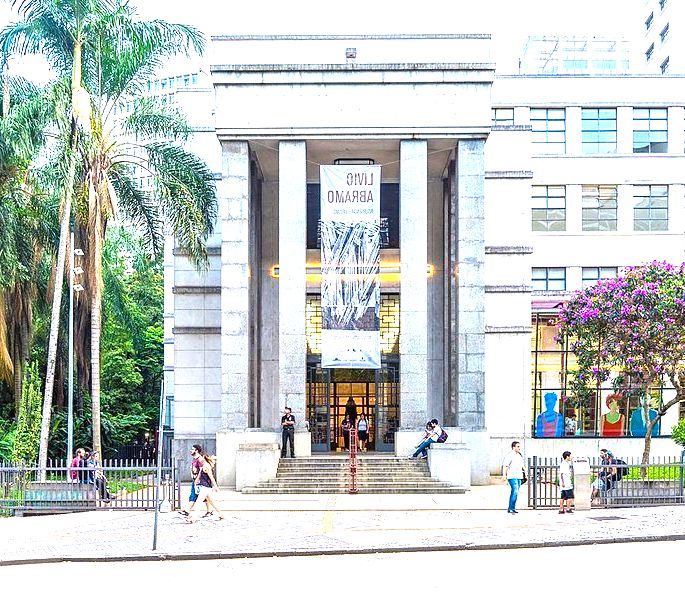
left=556, top=261, right=685, bottom=465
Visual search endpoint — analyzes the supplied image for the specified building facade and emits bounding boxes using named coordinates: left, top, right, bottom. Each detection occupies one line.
left=166, top=35, right=685, bottom=486
left=642, top=0, right=685, bottom=73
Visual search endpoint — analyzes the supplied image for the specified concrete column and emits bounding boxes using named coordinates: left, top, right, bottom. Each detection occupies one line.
left=278, top=141, right=307, bottom=430
left=566, top=106, right=582, bottom=155
left=454, top=139, right=486, bottom=431
left=566, top=184, right=582, bottom=232
left=668, top=107, right=685, bottom=155
left=260, top=181, right=280, bottom=429
left=400, top=140, right=428, bottom=428
left=220, top=141, right=250, bottom=429
left=617, top=107, right=633, bottom=154
left=616, top=184, right=634, bottom=233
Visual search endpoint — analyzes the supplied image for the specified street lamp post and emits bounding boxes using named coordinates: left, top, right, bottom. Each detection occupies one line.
left=67, top=232, right=84, bottom=461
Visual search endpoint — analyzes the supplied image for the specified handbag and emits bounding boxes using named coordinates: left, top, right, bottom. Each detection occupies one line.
left=521, top=472, right=528, bottom=484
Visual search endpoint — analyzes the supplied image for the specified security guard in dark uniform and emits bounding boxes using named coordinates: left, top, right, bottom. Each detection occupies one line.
left=281, top=407, right=296, bottom=458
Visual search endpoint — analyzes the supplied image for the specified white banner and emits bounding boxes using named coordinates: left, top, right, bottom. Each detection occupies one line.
left=320, top=165, right=381, bottom=369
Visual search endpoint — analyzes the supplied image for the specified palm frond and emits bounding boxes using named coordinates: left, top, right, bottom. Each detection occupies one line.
left=145, top=141, right=216, bottom=269
left=120, top=96, right=191, bottom=142
left=108, top=164, right=163, bottom=257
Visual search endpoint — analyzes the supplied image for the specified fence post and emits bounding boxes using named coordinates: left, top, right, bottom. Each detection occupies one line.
left=531, top=456, right=537, bottom=509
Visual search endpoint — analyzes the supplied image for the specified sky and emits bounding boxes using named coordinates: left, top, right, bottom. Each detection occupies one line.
left=0, top=0, right=642, bottom=77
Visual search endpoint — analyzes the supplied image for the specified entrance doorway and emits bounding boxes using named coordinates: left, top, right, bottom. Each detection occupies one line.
left=306, top=364, right=399, bottom=452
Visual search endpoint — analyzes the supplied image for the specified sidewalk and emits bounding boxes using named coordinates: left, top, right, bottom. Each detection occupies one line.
left=2, top=481, right=685, bottom=566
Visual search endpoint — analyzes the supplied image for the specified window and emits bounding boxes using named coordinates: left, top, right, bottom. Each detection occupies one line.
left=592, top=60, right=616, bottom=70
left=660, top=57, right=670, bottom=74
left=633, top=108, right=668, bottom=153
left=530, top=108, right=566, bottom=154
left=646, top=43, right=654, bottom=61
left=582, top=108, right=617, bottom=154
left=582, top=267, right=618, bottom=289
left=660, top=24, right=670, bottom=42
left=634, top=185, right=668, bottom=231
left=532, top=185, right=566, bottom=231
left=645, top=12, right=654, bottom=30
left=492, top=108, right=514, bottom=126
left=563, top=59, right=588, bottom=70
left=582, top=185, right=618, bottom=231
left=531, top=314, right=666, bottom=438
left=532, top=268, right=566, bottom=291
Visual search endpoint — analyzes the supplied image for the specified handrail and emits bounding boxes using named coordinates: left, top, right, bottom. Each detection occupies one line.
left=348, top=427, right=358, bottom=494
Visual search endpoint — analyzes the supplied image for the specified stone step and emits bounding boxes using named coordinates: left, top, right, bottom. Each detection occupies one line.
left=242, top=486, right=467, bottom=494
left=242, top=455, right=459, bottom=495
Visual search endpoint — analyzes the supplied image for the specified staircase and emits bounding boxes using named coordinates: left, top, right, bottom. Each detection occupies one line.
left=241, top=455, right=467, bottom=494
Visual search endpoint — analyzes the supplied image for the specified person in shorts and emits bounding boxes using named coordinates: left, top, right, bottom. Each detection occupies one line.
left=559, top=450, right=574, bottom=514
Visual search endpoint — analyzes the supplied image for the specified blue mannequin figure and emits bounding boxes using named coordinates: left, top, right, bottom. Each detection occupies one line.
left=629, top=395, right=661, bottom=437
left=535, top=392, right=564, bottom=437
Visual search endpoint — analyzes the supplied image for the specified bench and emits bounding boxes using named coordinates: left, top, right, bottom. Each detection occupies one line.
left=14, top=482, right=97, bottom=517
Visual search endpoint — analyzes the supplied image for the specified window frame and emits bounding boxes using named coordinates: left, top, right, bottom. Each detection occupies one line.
left=581, top=266, right=618, bottom=289
left=633, top=184, right=669, bottom=231
left=582, top=185, right=618, bottom=231
left=492, top=107, right=515, bottom=126
left=530, top=108, right=566, bottom=154
left=633, top=108, right=668, bottom=154
left=532, top=185, right=566, bottom=232
left=582, top=108, right=617, bottom=154
left=532, top=267, right=566, bottom=292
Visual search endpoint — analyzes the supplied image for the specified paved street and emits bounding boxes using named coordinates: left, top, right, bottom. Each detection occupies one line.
left=7, top=541, right=683, bottom=594
left=2, top=481, right=685, bottom=567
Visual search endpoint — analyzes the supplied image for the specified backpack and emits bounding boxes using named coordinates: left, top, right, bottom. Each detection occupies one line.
left=614, top=458, right=628, bottom=481
left=437, top=429, right=448, bottom=443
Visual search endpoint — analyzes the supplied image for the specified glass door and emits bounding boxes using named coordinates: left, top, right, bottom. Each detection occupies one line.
left=375, top=362, right=400, bottom=452
left=307, top=365, right=330, bottom=452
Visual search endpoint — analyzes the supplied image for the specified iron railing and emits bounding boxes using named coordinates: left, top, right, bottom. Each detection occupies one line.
left=0, top=459, right=180, bottom=517
left=348, top=428, right=358, bottom=494
left=528, top=454, right=685, bottom=509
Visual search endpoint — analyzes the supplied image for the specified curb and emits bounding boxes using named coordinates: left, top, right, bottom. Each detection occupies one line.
left=3, top=532, right=685, bottom=567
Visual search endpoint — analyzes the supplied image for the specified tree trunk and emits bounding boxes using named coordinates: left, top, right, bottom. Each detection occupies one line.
left=90, top=272, right=102, bottom=457
left=90, top=192, right=104, bottom=458
left=13, top=346, right=21, bottom=421
left=37, top=191, right=72, bottom=471
left=37, top=40, right=83, bottom=473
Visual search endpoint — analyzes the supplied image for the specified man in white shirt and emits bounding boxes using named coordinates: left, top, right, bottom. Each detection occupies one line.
left=559, top=450, right=574, bottom=514
left=501, top=441, right=525, bottom=514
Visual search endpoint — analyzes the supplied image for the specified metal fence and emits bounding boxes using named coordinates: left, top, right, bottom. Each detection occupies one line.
left=527, top=454, right=685, bottom=509
left=0, top=459, right=180, bottom=517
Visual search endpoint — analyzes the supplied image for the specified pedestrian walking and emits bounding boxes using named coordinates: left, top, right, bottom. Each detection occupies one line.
left=558, top=450, right=574, bottom=514
left=186, top=450, right=224, bottom=523
left=180, top=444, right=211, bottom=518
left=281, top=407, right=296, bottom=458
left=502, top=440, right=525, bottom=514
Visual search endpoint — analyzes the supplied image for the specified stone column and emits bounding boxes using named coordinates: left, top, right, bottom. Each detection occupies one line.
left=220, top=141, right=250, bottom=429
left=454, top=139, right=486, bottom=432
left=399, top=140, right=428, bottom=428
left=278, top=141, right=308, bottom=445
left=453, top=139, right=488, bottom=485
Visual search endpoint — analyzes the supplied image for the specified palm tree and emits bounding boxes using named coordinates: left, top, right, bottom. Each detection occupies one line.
left=2, top=0, right=216, bottom=459
left=0, top=73, right=56, bottom=420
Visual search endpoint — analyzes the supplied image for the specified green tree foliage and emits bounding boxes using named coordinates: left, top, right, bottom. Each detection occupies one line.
left=557, top=261, right=685, bottom=464
left=672, top=419, right=685, bottom=450
left=11, top=361, right=42, bottom=462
